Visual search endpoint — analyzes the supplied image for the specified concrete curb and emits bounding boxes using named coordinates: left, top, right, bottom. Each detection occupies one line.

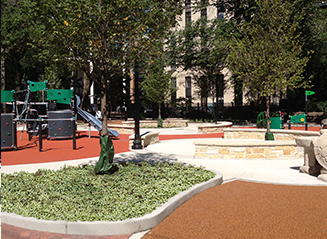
left=2, top=170, right=223, bottom=235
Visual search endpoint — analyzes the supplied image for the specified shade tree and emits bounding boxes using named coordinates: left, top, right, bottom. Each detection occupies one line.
left=227, top=0, right=311, bottom=138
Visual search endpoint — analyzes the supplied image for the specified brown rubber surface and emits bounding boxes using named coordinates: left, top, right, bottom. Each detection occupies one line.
left=143, top=180, right=327, bottom=239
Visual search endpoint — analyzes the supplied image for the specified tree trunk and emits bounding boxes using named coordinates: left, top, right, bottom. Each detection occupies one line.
left=81, top=72, right=90, bottom=108
left=101, top=76, right=108, bottom=136
left=158, top=102, right=162, bottom=119
left=266, top=95, right=271, bottom=133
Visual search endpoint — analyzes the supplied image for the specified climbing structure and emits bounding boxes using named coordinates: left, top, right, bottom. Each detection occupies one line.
left=1, top=90, right=17, bottom=149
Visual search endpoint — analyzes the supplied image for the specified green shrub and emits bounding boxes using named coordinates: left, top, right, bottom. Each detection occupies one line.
left=1, top=162, right=215, bottom=222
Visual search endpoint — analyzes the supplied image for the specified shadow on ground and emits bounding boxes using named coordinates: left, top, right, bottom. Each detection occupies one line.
left=79, top=152, right=183, bottom=168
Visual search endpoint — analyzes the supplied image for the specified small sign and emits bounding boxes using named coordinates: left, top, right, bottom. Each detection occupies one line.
left=305, top=90, right=315, bottom=96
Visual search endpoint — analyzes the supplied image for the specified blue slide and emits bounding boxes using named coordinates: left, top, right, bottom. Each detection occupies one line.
left=75, top=95, right=119, bottom=137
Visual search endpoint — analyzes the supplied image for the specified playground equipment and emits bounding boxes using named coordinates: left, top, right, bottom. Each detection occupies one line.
left=287, top=114, right=306, bottom=130
left=1, top=80, right=119, bottom=151
left=256, top=111, right=284, bottom=129
left=1, top=90, right=17, bottom=149
left=75, top=95, right=119, bottom=138
left=48, top=110, right=75, bottom=139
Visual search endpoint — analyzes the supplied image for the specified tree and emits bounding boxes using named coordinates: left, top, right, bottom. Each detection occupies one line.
left=1, top=0, right=40, bottom=90
left=302, top=1, right=327, bottom=112
left=1, top=0, right=76, bottom=92
left=35, top=0, right=184, bottom=135
left=227, top=0, right=311, bottom=139
left=140, top=40, right=176, bottom=124
left=214, top=0, right=258, bottom=24
left=171, top=16, right=233, bottom=112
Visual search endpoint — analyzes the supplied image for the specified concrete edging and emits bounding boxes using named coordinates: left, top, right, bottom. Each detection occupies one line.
left=198, top=121, right=233, bottom=134
left=2, top=170, right=223, bottom=235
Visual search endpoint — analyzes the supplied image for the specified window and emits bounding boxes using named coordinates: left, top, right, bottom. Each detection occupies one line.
left=201, top=8, right=207, bottom=20
left=185, top=77, right=192, bottom=98
left=185, top=0, right=191, bottom=6
left=185, top=11, right=191, bottom=24
left=171, top=77, right=177, bottom=102
left=217, top=5, right=224, bottom=19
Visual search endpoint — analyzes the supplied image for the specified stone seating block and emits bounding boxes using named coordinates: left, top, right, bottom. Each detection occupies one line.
left=129, top=132, right=159, bottom=149
left=295, top=137, right=321, bottom=176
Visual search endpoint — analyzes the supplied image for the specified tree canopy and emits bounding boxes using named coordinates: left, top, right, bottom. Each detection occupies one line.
left=168, top=15, right=234, bottom=109
left=141, top=40, right=176, bottom=119
left=35, top=0, right=184, bottom=135
left=1, top=0, right=40, bottom=90
left=227, top=0, right=311, bottom=134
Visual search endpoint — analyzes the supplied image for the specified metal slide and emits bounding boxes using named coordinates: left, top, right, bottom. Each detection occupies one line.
left=75, top=95, right=119, bottom=137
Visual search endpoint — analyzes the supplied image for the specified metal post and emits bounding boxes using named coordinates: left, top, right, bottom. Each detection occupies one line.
left=73, top=94, right=77, bottom=150
left=305, top=94, right=308, bottom=131
left=132, top=62, right=143, bottom=149
left=38, top=119, right=43, bottom=152
left=13, top=92, right=17, bottom=149
left=73, top=118, right=76, bottom=150
left=215, top=76, right=219, bottom=123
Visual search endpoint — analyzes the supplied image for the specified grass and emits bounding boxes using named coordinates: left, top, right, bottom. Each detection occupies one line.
left=1, top=162, right=215, bottom=222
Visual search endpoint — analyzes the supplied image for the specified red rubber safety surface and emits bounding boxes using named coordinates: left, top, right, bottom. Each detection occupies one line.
left=1, top=131, right=224, bottom=166
left=1, top=131, right=130, bottom=166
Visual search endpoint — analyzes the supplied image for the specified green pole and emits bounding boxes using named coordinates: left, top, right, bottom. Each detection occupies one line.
left=305, top=91, right=315, bottom=131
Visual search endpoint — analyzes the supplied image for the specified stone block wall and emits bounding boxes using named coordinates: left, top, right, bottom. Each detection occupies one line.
left=224, top=129, right=319, bottom=140
left=197, top=122, right=233, bottom=134
left=194, top=141, right=303, bottom=159
left=123, top=119, right=188, bottom=128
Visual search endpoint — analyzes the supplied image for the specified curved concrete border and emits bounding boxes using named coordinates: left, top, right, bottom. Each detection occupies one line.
left=197, top=121, right=233, bottom=133
left=2, top=170, right=223, bottom=235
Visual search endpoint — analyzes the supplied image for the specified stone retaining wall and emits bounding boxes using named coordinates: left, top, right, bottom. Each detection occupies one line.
left=224, top=128, right=319, bottom=140
left=198, top=122, right=233, bottom=134
left=194, top=140, right=303, bottom=159
left=123, top=119, right=188, bottom=128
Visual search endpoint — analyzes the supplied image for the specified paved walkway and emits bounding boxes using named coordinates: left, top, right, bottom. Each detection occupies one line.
left=1, top=124, right=326, bottom=238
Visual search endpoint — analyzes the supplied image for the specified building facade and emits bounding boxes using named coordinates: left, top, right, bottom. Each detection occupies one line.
left=171, top=0, right=248, bottom=111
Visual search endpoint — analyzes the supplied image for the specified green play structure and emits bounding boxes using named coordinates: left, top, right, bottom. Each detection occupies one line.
left=1, top=81, right=76, bottom=151
left=256, top=111, right=284, bottom=130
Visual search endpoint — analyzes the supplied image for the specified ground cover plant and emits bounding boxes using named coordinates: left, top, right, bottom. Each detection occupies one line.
left=1, top=162, right=215, bottom=222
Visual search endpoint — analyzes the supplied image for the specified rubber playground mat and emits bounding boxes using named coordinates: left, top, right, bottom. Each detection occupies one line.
left=1, top=131, right=224, bottom=166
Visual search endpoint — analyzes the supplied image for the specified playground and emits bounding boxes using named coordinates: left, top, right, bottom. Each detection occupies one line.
left=1, top=81, right=119, bottom=154
left=1, top=84, right=326, bottom=238
left=2, top=119, right=327, bottom=238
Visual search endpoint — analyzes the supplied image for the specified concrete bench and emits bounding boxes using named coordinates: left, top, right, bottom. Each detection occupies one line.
left=321, top=119, right=327, bottom=129
left=129, top=132, right=159, bottom=149
left=296, top=130, right=327, bottom=182
left=295, top=137, right=321, bottom=176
